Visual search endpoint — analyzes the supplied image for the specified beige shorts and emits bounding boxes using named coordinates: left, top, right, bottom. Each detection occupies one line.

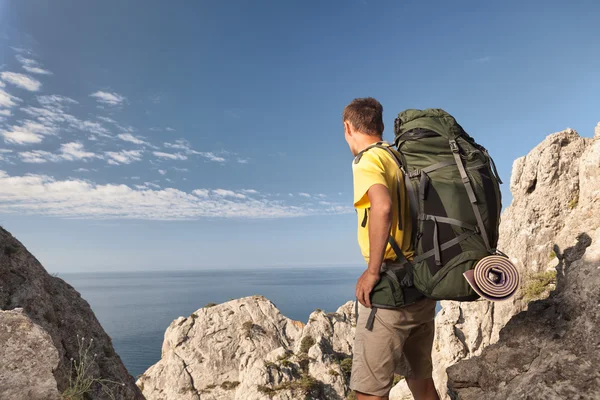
left=350, top=298, right=436, bottom=397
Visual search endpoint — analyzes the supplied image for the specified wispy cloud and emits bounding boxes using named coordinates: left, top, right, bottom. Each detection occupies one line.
left=0, top=170, right=351, bottom=220
left=90, top=91, right=126, bottom=106
left=16, top=55, right=52, bottom=75
left=19, top=142, right=99, bottom=163
left=22, top=95, right=111, bottom=138
left=153, top=151, right=187, bottom=160
left=0, top=88, right=20, bottom=108
left=1, top=120, right=56, bottom=145
left=19, top=150, right=61, bottom=163
left=0, top=72, right=42, bottom=91
left=60, top=142, right=98, bottom=161
left=118, top=133, right=148, bottom=145
left=105, top=150, right=143, bottom=165
left=164, top=139, right=227, bottom=163
left=298, top=193, right=311, bottom=198
left=213, top=189, right=246, bottom=199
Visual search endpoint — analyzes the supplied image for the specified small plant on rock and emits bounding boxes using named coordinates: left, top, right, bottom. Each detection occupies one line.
left=300, top=336, right=315, bottom=354
left=61, top=335, right=124, bottom=400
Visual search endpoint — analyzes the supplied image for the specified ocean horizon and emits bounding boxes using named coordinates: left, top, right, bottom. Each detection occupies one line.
left=60, top=266, right=367, bottom=378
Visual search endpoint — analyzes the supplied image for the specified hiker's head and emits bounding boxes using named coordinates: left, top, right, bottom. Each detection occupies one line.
left=343, top=97, right=384, bottom=156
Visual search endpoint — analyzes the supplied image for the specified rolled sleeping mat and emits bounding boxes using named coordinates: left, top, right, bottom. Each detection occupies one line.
left=463, top=255, right=519, bottom=301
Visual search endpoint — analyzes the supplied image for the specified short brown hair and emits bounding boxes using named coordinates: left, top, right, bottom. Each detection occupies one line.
left=343, top=97, right=384, bottom=136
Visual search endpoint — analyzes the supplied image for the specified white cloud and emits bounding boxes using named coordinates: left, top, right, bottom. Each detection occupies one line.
left=16, top=55, right=53, bottom=75
left=60, top=142, right=98, bottom=161
left=19, top=142, right=98, bottom=163
left=75, top=168, right=89, bottom=172
left=19, top=150, right=61, bottom=163
left=0, top=88, right=21, bottom=108
left=2, top=120, right=56, bottom=145
left=213, top=189, right=246, bottom=199
left=0, top=72, right=42, bottom=91
left=105, top=150, right=143, bottom=165
left=165, top=127, right=175, bottom=132
left=118, top=133, right=147, bottom=145
left=298, top=193, right=311, bottom=198
left=192, top=189, right=209, bottom=198
left=97, top=116, right=117, bottom=124
left=153, top=151, right=187, bottom=160
left=199, top=152, right=226, bottom=163
left=23, top=102, right=111, bottom=137
left=90, top=91, right=126, bottom=106
left=0, top=109, right=11, bottom=117
left=145, top=182, right=160, bottom=189
left=164, top=140, right=227, bottom=163
left=0, top=171, right=352, bottom=220
left=0, top=80, right=5, bottom=88
left=158, top=169, right=166, bottom=175
left=164, top=139, right=190, bottom=150
left=241, top=189, right=258, bottom=194
left=237, top=158, right=249, bottom=164
left=37, top=95, right=78, bottom=107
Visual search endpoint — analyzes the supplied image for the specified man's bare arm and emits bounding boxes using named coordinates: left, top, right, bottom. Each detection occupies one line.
left=355, top=183, right=392, bottom=308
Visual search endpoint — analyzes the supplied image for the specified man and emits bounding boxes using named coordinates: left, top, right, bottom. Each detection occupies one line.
left=343, top=97, right=439, bottom=400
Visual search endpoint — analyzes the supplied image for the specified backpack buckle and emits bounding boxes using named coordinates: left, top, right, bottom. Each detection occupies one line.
left=408, top=169, right=421, bottom=179
left=449, top=141, right=460, bottom=153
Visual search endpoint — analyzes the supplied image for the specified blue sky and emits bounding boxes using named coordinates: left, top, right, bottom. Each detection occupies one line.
left=0, top=1, right=598, bottom=273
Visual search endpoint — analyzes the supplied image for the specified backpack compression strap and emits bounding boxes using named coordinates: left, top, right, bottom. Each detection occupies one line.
left=449, top=139, right=493, bottom=253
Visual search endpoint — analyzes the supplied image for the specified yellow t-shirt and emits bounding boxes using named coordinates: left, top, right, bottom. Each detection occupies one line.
left=352, top=143, right=414, bottom=264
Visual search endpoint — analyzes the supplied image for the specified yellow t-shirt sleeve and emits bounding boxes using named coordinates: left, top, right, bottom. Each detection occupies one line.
left=352, top=152, right=388, bottom=209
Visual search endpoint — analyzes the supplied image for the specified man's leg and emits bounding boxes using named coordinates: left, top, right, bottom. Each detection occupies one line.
left=356, top=391, right=389, bottom=400
left=406, top=377, right=440, bottom=400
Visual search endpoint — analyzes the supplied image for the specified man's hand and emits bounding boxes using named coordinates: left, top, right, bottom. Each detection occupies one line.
left=356, top=269, right=380, bottom=308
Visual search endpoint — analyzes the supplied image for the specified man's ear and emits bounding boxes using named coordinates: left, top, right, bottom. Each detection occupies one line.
left=344, top=121, right=352, bottom=136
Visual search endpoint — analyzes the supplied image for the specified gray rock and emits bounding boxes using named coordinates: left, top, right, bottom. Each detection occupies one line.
left=0, top=309, right=60, bottom=400
left=138, top=298, right=356, bottom=400
left=0, top=227, right=143, bottom=400
left=446, top=228, right=600, bottom=399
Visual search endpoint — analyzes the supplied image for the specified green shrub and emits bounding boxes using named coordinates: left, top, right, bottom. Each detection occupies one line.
left=190, top=313, right=198, bottom=319
left=340, top=357, right=353, bottom=378
left=393, top=375, right=404, bottom=385
left=204, top=302, right=217, bottom=308
left=523, top=270, right=557, bottom=301
left=300, top=336, right=315, bottom=354
left=328, top=369, right=339, bottom=377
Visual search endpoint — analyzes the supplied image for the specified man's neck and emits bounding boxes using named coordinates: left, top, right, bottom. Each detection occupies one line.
left=356, top=135, right=384, bottom=153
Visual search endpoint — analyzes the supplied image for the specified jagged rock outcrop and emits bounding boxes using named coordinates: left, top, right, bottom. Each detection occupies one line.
left=0, top=227, right=144, bottom=400
left=137, top=297, right=356, bottom=400
left=446, top=228, right=600, bottom=399
left=391, top=125, right=600, bottom=398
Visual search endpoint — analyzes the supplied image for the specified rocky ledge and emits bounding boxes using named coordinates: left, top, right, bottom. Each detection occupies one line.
left=137, top=296, right=356, bottom=400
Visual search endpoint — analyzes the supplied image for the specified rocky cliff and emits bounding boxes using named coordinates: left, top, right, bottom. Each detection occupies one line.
left=137, top=297, right=356, bottom=400
left=0, top=227, right=144, bottom=399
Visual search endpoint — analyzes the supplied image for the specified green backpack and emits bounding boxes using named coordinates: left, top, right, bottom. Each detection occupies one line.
left=392, top=108, right=503, bottom=300
left=355, top=109, right=503, bottom=330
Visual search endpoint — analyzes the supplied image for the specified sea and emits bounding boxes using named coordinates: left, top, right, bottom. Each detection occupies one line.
left=61, top=266, right=368, bottom=378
